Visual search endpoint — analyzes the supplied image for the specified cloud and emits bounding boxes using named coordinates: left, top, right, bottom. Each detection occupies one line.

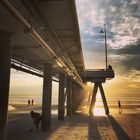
left=116, top=40, right=140, bottom=55
left=76, top=0, right=140, bottom=71
left=109, top=40, right=140, bottom=71
left=127, top=83, right=140, bottom=89
left=77, top=0, right=140, bottom=48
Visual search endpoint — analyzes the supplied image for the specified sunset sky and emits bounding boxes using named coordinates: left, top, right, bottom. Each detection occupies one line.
left=10, top=0, right=140, bottom=102
left=76, top=0, right=140, bottom=97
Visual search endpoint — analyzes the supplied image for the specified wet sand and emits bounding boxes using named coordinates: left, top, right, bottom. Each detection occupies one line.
left=8, top=104, right=42, bottom=121
left=7, top=103, right=140, bottom=140
left=8, top=104, right=58, bottom=121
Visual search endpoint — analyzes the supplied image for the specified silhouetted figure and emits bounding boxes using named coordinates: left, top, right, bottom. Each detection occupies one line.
left=118, top=100, right=122, bottom=114
left=28, top=99, right=30, bottom=106
left=31, top=99, right=34, bottom=105
left=30, top=111, right=42, bottom=131
left=108, top=65, right=112, bottom=70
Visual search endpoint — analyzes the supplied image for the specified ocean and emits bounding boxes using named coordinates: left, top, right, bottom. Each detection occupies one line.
left=9, top=94, right=58, bottom=105
left=9, top=94, right=140, bottom=106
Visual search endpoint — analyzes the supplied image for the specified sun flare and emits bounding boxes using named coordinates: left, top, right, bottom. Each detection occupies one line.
left=93, top=94, right=106, bottom=116
left=93, top=107, right=105, bottom=116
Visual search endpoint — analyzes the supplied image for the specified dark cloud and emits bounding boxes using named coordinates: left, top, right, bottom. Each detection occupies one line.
left=117, top=42, right=140, bottom=55
left=109, top=40, right=140, bottom=70
left=109, top=40, right=140, bottom=55
left=122, top=55, right=140, bottom=70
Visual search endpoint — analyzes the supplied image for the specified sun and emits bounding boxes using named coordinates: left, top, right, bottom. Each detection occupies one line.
left=93, top=92, right=105, bottom=116
left=93, top=107, right=105, bottom=116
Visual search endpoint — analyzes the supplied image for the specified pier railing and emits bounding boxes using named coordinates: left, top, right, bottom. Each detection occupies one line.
left=83, top=69, right=115, bottom=82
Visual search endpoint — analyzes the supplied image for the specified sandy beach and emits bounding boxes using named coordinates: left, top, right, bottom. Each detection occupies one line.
left=7, top=102, right=140, bottom=140
left=8, top=104, right=59, bottom=121
left=8, top=104, right=42, bottom=121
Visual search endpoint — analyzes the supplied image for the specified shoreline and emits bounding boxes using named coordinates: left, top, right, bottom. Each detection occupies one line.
left=8, top=103, right=140, bottom=120
left=8, top=103, right=58, bottom=121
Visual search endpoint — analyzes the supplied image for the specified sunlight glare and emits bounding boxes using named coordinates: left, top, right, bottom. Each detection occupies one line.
left=93, top=107, right=105, bottom=116
left=93, top=92, right=105, bottom=116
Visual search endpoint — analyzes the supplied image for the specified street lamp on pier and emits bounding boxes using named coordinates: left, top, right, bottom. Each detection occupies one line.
left=100, top=24, right=108, bottom=70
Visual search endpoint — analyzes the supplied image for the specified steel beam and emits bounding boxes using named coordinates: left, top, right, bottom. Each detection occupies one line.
left=11, top=63, right=58, bottom=82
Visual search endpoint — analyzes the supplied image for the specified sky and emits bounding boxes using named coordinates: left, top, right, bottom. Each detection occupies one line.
left=9, top=0, right=140, bottom=103
left=76, top=0, right=140, bottom=97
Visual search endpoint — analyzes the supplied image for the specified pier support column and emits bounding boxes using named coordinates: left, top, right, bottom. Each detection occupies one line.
left=66, top=78, right=72, bottom=116
left=42, top=63, right=52, bottom=131
left=72, top=82, right=77, bottom=114
left=71, top=82, right=75, bottom=114
left=89, top=82, right=110, bottom=115
left=0, top=31, right=11, bottom=140
left=58, top=74, right=65, bottom=120
left=89, top=83, right=98, bottom=115
left=99, top=83, right=109, bottom=115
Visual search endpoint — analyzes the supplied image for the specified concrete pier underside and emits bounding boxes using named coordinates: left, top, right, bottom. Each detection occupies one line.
left=0, top=0, right=86, bottom=139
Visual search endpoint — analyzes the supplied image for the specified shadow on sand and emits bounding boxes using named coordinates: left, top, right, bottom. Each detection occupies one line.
left=108, top=115, right=131, bottom=140
left=8, top=113, right=102, bottom=140
left=88, top=116, right=101, bottom=140
left=61, top=112, right=102, bottom=140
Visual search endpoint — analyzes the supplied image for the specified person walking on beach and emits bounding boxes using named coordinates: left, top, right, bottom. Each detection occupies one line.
left=28, top=99, right=30, bottom=106
left=31, top=99, right=34, bottom=105
left=30, top=111, right=42, bottom=131
left=118, top=100, right=122, bottom=114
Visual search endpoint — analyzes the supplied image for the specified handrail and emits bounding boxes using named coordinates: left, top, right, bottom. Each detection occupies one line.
left=86, top=69, right=114, bottom=71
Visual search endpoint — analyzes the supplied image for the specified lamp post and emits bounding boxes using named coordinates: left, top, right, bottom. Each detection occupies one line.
left=100, top=24, right=108, bottom=70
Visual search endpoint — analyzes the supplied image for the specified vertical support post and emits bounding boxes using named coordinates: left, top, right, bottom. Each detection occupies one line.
left=66, top=78, right=72, bottom=116
left=99, top=83, right=109, bottom=115
left=41, top=63, right=52, bottom=131
left=0, top=31, right=11, bottom=140
left=104, top=24, right=108, bottom=70
left=58, top=74, right=65, bottom=120
left=72, top=83, right=78, bottom=110
left=71, top=81, right=76, bottom=114
left=89, top=82, right=98, bottom=115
